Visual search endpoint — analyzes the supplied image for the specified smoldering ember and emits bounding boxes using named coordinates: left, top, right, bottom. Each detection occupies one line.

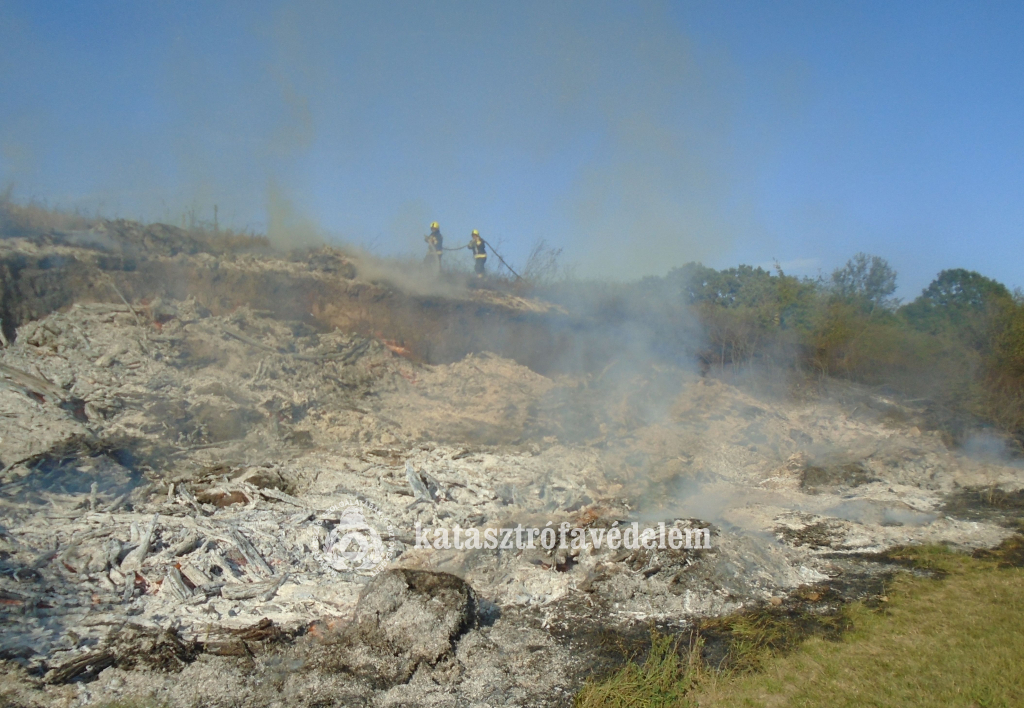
left=0, top=215, right=1022, bottom=708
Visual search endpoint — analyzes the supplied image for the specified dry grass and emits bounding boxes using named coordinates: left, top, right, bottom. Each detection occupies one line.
left=577, top=545, right=1024, bottom=708
left=186, top=225, right=272, bottom=254
left=0, top=193, right=99, bottom=236
left=0, top=194, right=271, bottom=254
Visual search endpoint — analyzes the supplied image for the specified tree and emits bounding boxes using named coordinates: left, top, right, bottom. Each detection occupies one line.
left=830, top=253, right=898, bottom=312
left=662, top=262, right=820, bottom=368
left=666, top=262, right=781, bottom=309
left=903, top=269, right=1011, bottom=320
left=902, top=269, right=1013, bottom=347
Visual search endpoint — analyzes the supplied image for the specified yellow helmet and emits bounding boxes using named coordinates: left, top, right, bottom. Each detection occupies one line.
left=430, top=222, right=439, bottom=230
left=471, top=229, right=479, bottom=236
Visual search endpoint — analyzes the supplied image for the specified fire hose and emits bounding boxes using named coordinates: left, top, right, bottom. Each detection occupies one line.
left=441, top=238, right=521, bottom=280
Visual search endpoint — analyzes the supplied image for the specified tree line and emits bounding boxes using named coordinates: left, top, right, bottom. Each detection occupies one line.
left=541, top=253, right=1024, bottom=445
left=666, top=255, right=1023, bottom=442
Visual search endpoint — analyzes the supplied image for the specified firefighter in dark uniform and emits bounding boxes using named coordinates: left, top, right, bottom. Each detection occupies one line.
left=467, top=230, right=486, bottom=277
left=424, top=222, right=443, bottom=271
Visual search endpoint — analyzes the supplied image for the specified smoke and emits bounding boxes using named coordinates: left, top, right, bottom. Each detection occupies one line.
left=0, top=1, right=787, bottom=279
left=266, top=183, right=324, bottom=250
left=961, top=431, right=1022, bottom=466
left=0, top=0, right=800, bottom=447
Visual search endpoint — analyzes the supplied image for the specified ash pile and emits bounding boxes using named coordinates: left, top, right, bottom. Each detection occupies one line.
left=0, top=298, right=705, bottom=706
left=1, top=279, right=1024, bottom=705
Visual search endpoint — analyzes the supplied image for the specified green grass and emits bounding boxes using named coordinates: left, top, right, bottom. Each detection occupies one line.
left=575, top=632, right=706, bottom=708
left=576, top=545, right=1024, bottom=708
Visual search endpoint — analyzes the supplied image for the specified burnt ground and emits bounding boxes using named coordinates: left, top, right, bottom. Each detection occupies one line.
left=2, top=221, right=1024, bottom=707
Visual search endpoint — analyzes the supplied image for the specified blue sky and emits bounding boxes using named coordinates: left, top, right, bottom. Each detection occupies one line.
left=1, top=1, right=1022, bottom=298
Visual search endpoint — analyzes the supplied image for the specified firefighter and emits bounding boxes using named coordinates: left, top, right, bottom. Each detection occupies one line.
left=467, top=230, right=486, bottom=277
left=423, top=222, right=443, bottom=271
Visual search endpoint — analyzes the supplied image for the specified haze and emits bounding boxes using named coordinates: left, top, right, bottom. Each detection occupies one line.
left=1, top=0, right=1022, bottom=296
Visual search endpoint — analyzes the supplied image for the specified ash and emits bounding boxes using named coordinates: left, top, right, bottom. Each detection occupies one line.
left=1, top=229, right=1022, bottom=706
